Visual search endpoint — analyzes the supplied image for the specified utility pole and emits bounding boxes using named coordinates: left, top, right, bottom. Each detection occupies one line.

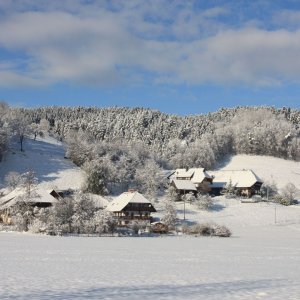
left=183, top=189, right=186, bottom=221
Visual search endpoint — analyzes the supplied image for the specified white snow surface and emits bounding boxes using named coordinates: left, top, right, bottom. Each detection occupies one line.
left=1, top=141, right=300, bottom=299
left=0, top=227, right=299, bottom=300
left=0, top=136, right=84, bottom=192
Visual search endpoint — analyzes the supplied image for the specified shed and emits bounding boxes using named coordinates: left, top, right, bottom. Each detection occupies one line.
left=171, top=179, right=197, bottom=195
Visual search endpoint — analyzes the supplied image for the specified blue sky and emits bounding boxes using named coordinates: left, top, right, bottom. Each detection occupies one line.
left=1, top=0, right=300, bottom=115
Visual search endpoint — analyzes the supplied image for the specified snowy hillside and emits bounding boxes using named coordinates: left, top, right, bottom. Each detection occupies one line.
left=215, top=154, right=300, bottom=190
left=153, top=154, right=300, bottom=234
left=0, top=136, right=84, bottom=192
left=0, top=135, right=299, bottom=300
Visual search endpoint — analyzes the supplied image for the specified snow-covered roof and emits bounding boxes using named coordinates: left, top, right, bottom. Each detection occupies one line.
left=161, top=170, right=176, bottom=180
left=190, top=168, right=212, bottom=184
left=0, top=188, right=24, bottom=206
left=172, top=179, right=197, bottom=191
left=210, top=170, right=263, bottom=188
left=0, top=188, right=59, bottom=210
left=174, top=168, right=194, bottom=179
left=85, top=193, right=109, bottom=208
left=106, top=191, right=154, bottom=212
left=31, top=190, right=59, bottom=204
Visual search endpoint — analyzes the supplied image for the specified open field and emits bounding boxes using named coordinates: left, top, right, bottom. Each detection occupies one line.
left=1, top=226, right=300, bottom=300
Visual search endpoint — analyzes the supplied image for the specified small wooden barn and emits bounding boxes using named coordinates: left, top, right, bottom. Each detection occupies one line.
left=106, top=190, right=156, bottom=226
left=171, top=179, right=197, bottom=195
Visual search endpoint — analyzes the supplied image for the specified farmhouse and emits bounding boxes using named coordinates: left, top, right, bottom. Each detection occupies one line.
left=168, top=168, right=213, bottom=193
left=0, top=189, right=61, bottom=224
left=106, top=190, right=156, bottom=226
left=210, top=170, right=263, bottom=197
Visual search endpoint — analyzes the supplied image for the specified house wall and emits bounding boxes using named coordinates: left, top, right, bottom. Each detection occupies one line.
left=114, top=211, right=152, bottom=226
left=196, top=180, right=212, bottom=193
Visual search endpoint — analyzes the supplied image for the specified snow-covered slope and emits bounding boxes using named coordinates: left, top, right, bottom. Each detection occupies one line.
left=0, top=136, right=84, bottom=192
left=215, top=154, right=300, bottom=190
left=154, top=155, right=300, bottom=234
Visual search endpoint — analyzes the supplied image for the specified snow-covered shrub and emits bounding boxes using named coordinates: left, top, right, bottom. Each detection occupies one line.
left=183, top=222, right=231, bottom=237
left=181, top=223, right=190, bottom=234
left=280, top=183, right=298, bottom=205
left=28, top=219, right=48, bottom=234
left=189, top=223, right=214, bottom=236
left=11, top=213, right=28, bottom=231
left=211, top=224, right=232, bottom=237
left=195, top=194, right=213, bottom=210
left=260, top=180, right=279, bottom=200
left=182, top=192, right=196, bottom=204
left=129, top=221, right=142, bottom=235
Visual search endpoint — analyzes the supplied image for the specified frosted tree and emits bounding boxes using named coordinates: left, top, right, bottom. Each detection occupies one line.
left=83, top=159, right=110, bottom=195
left=165, top=185, right=180, bottom=202
left=20, top=169, right=38, bottom=196
left=65, top=130, right=92, bottom=166
left=280, top=183, right=298, bottom=205
left=135, top=159, right=162, bottom=202
left=92, top=210, right=117, bottom=234
left=4, top=171, right=22, bottom=190
left=30, top=119, right=50, bottom=140
left=72, top=192, right=97, bottom=233
left=53, top=197, right=75, bottom=233
left=161, top=196, right=177, bottom=228
left=39, top=118, right=50, bottom=135
left=11, top=195, right=35, bottom=231
left=0, top=101, right=9, bottom=157
left=9, top=112, right=32, bottom=151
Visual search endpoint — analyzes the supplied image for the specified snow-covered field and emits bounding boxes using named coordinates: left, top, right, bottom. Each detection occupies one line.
left=0, top=227, right=300, bottom=300
left=1, top=138, right=300, bottom=299
left=155, top=197, right=300, bottom=234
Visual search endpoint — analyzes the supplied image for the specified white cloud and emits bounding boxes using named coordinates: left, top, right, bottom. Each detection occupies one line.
left=0, top=1, right=300, bottom=87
